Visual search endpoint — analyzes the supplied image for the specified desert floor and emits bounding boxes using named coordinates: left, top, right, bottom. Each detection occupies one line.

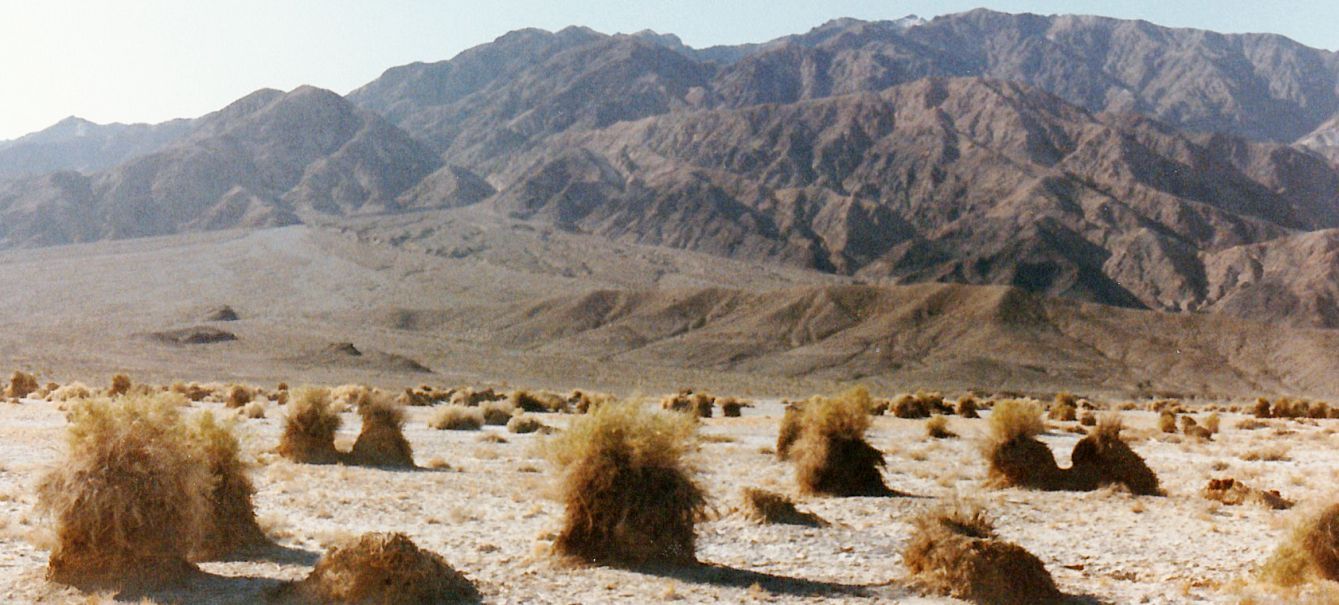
left=0, top=394, right=1333, bottom=604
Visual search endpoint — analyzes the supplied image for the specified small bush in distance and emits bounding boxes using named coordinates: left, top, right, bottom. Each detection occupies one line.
left=791, top=387, right=892, bottom=496
left=926, top=415, right=956, bottom=439
left=506, top=414, right=544, bottom=434
left=278, top=388, right=343, bottom=464
left=349, top=394, right=414, bottom=468
left=226, top=385, right=254, bottom=408
left=428, top=406, right=484, bottom=431
left=5, top=370, right=38, bottom=399
left=984, top=399, right=1064, bottom=490
left=546, top=399, right=705, bottom=565
left=739, top=488, right=825, bottom=527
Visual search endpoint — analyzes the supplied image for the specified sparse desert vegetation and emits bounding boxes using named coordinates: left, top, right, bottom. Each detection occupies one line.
left=0, top=380, right=1336, bottom=603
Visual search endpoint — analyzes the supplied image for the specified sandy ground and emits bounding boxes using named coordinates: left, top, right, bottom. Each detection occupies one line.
left=0, top=394, right=1334, bottom=604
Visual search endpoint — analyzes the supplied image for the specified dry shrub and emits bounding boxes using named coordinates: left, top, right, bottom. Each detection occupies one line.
left=1203, top=478, right=1293, bottom=510
left=49, top=382, right=93, bottom=403
left=397, top=388, right=433, bottom=407
left=242, top=401, right=266, bottom=419
left=275, top=390, right=289, bottom=406
left=1262, top=504, right=1339, bottom=587
left=776, top=403, right=804, bottom=461
left=36, top=394, right=209, bottom=589
left=903, top=502, right=1061, bottom=604
left=546, top=400, right=704, bottom=565
left=330, top=384, right=374, bottom=410
left=1237, top=418, right=1271, bottom=430
left=1253, top=397, right=1273, bottom=418
left=171, top=382, right=211, bottom=402
left=271, top=532, right=478, bottom=604
left=984, top=400, right=1063, bottom=490
left=506, top=414, right=544, bottom=434
left=349, top=395, right=414, bottom=468
left=926, top=415, right=956, bottom=439
left=450, top=387, right=502, bottom=407
left=5, top=370, right=38, bottom=399
left=1158, top=411, right=1177, bottom=433
left=892, top=394, right=931, bottom=419
left=511, top=389, right=567, bottom=413
left=1204, top=413, right=1221, bottom=434
left=1311, top=402, right=1332, bottom=419
left=1069, top=416, right=1162, bottom=495
left=226, top=385, right=254, bottom=408
left=956, top=396, right=979, bottom=419
left=569, top=390, right=612, bottom=414
left=1048, top=402, right=1077, bottom=422
left=107, top=373, right=132, bottom=397
left=1184, top=425, right=1214, bottom=441
left=1078, top=411, right=1097, bottom=426
left=428, top=406, right=484, bottom=431
left=278, top=388, right=342, bottom=464
left=718, top=397, right=749, bottom=417
left=480, top=400, right=516, bottom=425
left=190, top=412, right=269, bottom=559
left=791, top=387, right=891, bottom=497
left=1048, top=393, right=1077, bottom=421
left=659, top=389, right=714, bottom=417
left=739, top=488, right=824, bottom=526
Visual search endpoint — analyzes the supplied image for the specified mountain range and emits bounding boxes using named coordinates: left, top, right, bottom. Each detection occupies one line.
left=4, top=9, right=1339, bottom=395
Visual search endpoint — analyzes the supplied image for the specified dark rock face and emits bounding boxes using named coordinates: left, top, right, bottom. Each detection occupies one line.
left=8, top=10, right=1339, bottom=329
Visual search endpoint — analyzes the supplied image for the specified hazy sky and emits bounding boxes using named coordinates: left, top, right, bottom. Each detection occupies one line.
left=1, top=1, right=1335, bottom=141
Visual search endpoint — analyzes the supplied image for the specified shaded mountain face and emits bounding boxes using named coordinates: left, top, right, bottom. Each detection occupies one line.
left=5, top=9, right=1339, bottom=333
left=0, top=117, right=193, bottom=180
left=0, top=86, right=442, bottom=247
left=479, top=77, right=1339, bottom=317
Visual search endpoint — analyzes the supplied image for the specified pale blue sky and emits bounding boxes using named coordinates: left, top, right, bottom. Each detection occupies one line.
left=0, top=1, right=1334, bottom=140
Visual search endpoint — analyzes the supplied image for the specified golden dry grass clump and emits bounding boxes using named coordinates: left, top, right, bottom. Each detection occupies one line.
left=271, top=532, right=479, bottom=604
left=1261, top=504, right=1339, bottom=587
left=189, top=412, right=269, bottom=559
left=36, top=393, right=210, bottom=589
left=1253, top=397, right=1273, bottom=418
left=511, top=389, right=567, bottom=413
left=449, top=386, right=502, bottom=407
left=226, top=384, right=254, bottom=408
left=891, top=393, right=931, bottom=419
left=1158, top=410, right=1178, bottom=433
left=1078, top=411, right=1097, bottom=426
left=955, top=396, right=979, bottom=419
left=926, top=415, right=956, bottom=439
left=48, top=381, right=93, bottom=404
left=568, top=389, right=613, bottom=414
left=107, top=373, right=132, bottom=397
left=506, top=414, right=545, bottom=434
left=278, top=388, right=343, bottom=464
left=1069, top=416, right=1162, bottom=496
left=738, top=488, right=825, bottom=527
left=546, top=399, right=705, bottom=565
left=791, top=387, right=892, bottom=497
left=659, top=389, right=714, bottom=417
left=350, top=395, right=414, bottom=468
left=480, top=400, right=515, bottom=425
left=1203, top=478, right=1293, bottom=510
left=5, top=370, right=38, bottom=399
left=775, top=402, right=805, bottom=461
left=903, top=502, right=1062, bottom=605
left=984, top=399, right=1064, bottom=490
left=428, top=406, right=484, bottom=431
left=171, top=382, right=212, bottom=402
left=718, top=397, right=750, bottom=417
left=1048, top=393, right=1078, bottom=421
